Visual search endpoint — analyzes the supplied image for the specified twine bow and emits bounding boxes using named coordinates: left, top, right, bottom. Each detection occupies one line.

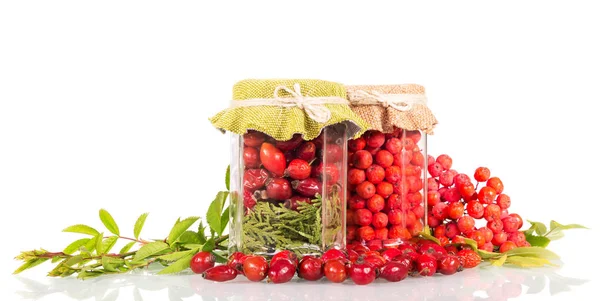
left=232, top=83, right=348, bottom=123
left=352, top=90, right=427, bottom=111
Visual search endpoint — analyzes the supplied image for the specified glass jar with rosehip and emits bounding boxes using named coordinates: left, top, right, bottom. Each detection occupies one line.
left=211, top=79, right=369, bottom=257
left=345, top=84, right=438, bottom=250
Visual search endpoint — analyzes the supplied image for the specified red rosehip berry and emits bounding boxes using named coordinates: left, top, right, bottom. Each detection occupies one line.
left=365, top=164, right=385, bottom=184
left=427, top=177, right=440, bottom=191
left=243, top=168, right=270, bottom=191
left=379, top=261, right=409, bottom=282
left=416, top=254, right=438, bottom=276
left=394, top=150, right=413, bottom=166
left=447, top=201, right=465, bottom=220
left=466, top=201, right=484, bottom=219
left=348, top=137, right=366, bottom=151
left=365, top=131, right=386, bottom=148
left=479, top=227, right=494, bottom=243
left=508, top=231, right=527, bottom=246
left=259, top=142, right=287, bottom=177
left=202, top=265, right=238, bottom=282
left=346, top=261, right=376, bottom=285
left=487, top=218, right=504, bottom=234
left=502, top=216, right=521, bottom=233
left=474, top=167, right=491, bottom=182
left=298, top=256, right=324, bottom=281
left=439, top=170, right=458, bottom=187
left=243, top=146, right=261, bottom=168
left=295, top=141, right=316, bottom=161
left=436, top=154, right=453, bottom=170
left=437, top=255, right=462, bottom=275
left=227, top=251, right=246, bottom=273
left=358, top=226, right=376, bottom=241
left=266, top=178, right=292, bottom=200
left=492, top=232, right=508, bottom=246
left=486, top=177, right=504, bottom=194
left=481, top=242, right=494, bottom=252
left=457, top=249, right=481, bottom=268
left=457, top=216, right=476, bottom=234
left=376, top=181, right=394, bottom=198
left=190, top=251, right=216, bottom=274
left=434, top=225, right=446, bottom=238
left=286, top=159, right=311, bottom=180
left=292, top=178, right=322, bottom=197
left=478, top=186, right=497, bottom=205
left=484, top=204, right=502, bottom=221
left=356, top=181, right=376, bottom=199
left=375, top=150, right=394, bottom=168
left=385, top=166, right=402, bottom=183
left=432, top=203, right=449, bottom=220
left=411, top=152, right=425, bottom=167
left=427, top=191, right=442, bottom=206
left=500, top=241, right=517, bottom=253
left=270, top=250, right=298, bottom=268
left=321, top=248, right=347, bottom=262
left=372, top=212, right=389, bottom=229
left=354, top=208, right=373, bottom=226
left=274, top=134, right=303, bottom=151
left=445, top=222, right=460, bottom=239
left=243, top=130, right=266, bottom=147
left=348, top=168, right=366, bottom=185
left=470, top=230, right=486, bottom=248
left=353, top=150, right=373, bottom=169
left=366, top=194, right=385, bottom=213
left=428, top=162, right=444, bottom=177
left=388, top=225, right=412, bottom=240
left=509, top=213, right=524, bottom=229
left=242, top=256, right=268, bottom=282
left=384, top=137, right=402, bottom=154
left=374, top=227, right=389, bottom=240
left=324, top=144, right=343, bottom=162
left=363, top=253, right=386, bottom=268
left=453, top=173, right=471, bottom=187
left=458, top=182, right=476, bottom=199
left=267, top=258, right=296, bottom=284
left=323, top=259, right=347, bottom=283
left=348, top=195, right=366, bottom=210
left=496, top=194, right=511, bottom=209
left=418, top=243, right=448, bottom=260
left=443, top=187, right=461, bottom=203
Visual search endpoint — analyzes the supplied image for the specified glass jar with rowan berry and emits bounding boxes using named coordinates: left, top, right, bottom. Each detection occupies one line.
left=345, top=84, right=438, bottom=250
left=210, top=79, right=369, bottom=257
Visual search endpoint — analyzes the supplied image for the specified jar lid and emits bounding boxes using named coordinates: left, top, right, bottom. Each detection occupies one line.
left=210, top=79, right=369, bottom=140
left=345, top=84, right=438, bottom=134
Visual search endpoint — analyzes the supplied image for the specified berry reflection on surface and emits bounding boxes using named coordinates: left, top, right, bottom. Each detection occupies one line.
left=14, top=266, right=588, bottom=301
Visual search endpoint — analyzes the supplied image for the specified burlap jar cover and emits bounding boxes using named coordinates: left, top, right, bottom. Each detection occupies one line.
left=210, top=79, right=369, bottom=140
left=345, top=84, right=438, bottom=134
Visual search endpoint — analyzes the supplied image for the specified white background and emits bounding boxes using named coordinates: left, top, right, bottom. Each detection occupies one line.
left=1, top=0, right=599, bottom=300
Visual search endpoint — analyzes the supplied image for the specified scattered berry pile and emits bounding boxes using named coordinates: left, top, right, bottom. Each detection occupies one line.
left=346, top=130, right=427, bottom=249
left=192, top=238, right=482, bottom=284
left=242, top=130, right=344, bottom=212
left=426, top=154, right=527, bottom=252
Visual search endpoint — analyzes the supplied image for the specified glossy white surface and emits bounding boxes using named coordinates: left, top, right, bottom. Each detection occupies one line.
left=6, top=265, right=593, bottom=301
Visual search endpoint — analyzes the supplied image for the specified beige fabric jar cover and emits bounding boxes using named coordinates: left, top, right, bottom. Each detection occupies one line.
left=345, top=84, right=438, bottom=134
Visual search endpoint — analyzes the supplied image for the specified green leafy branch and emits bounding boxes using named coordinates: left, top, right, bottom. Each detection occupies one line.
left=524, top=220, right=587, bottom=248
left=14, top=167, right=232, bottom=279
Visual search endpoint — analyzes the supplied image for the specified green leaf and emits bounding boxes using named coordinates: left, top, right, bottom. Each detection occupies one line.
left=477, top=250, right=502, bottom=260
left=506, top=256, right=554, bottom=268
left=527, top=220, right=548, bottom=236
left=418, top=231, right=440, bottom=245
left=550, top=220, right=588, bottom=231
left=212, top=251, right=228, bottom=264
left=101, top=256, right=124, bottom=272
left=182, top=244, right=204, bottom=250
left=63, top=238, right=91, bottom=255
left=84, top=234, right=100, bottom=253
left=134, top=213, right=149, bottom=240
left=206, top=191, right=229, bottom=235
left=156, top=249, right=197, bottom=262
left=13, top=258, right=49, bottom=274
left=177, top=231, right=202, bottom=245
left=220, top=207, right=230, bottom=235
left=63, top=224, right=100, bottom=236
left=202, top=238, right=216, bottom=252
left=225, top=165, right=230, bottom=191
left=157, top=253, right=194, bottom=274
left=77, top=270, right=104, bottom=280
left=491, top=253, right=508, bottom=267
left=99, top=236, right=119, bottom=254
left=99, top=209, right=120, bottom=236
left=119, top=241, right=136, bottom=254
left=546, top=230, right=565, bottom=241
left=525, top=233, right=551, bottom=248
left=505, top=247, right=559, bottom=260
left=197, top=221, right=208, bottom=244
left=64, top=255, right=85, bottom=267
left=133, top=241, right=170, bottom=262
left=94, top=233, right=105, bottom=255
left=167, top=217, right=200, bottom=245
left=461, top=236, right=479, bottom=251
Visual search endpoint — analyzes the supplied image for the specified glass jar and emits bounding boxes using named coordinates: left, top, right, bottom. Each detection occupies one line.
left=344, top=84, right=437, bottom=249
left=228, top=126, right=348, bottom=256
left=210, top=79, right=369, bottom=257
